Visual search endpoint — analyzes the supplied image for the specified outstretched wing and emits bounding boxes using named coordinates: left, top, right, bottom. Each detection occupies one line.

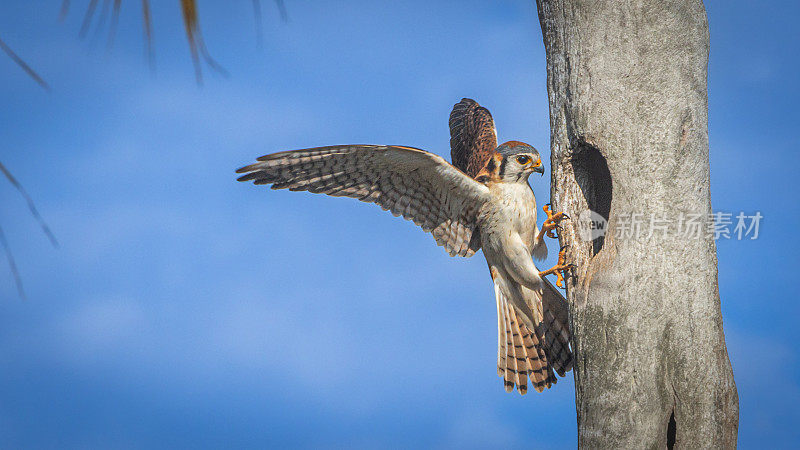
left=449, top=98, right=498, bottom=178
left=237, top=145, right=490, bottom=257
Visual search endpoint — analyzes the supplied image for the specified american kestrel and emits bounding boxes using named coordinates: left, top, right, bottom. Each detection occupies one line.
left=237, top=98, right=573, bottom=394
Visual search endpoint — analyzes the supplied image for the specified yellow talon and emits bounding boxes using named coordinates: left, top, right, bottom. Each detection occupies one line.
left=539, top=245, right=574, bottom=289
left=539, top=204, right=569, bottom=240
left=556, top=270, right=565, bottom=289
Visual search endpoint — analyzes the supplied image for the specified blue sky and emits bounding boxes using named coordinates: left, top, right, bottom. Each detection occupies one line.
left=0, top=0, right=798, bottom=448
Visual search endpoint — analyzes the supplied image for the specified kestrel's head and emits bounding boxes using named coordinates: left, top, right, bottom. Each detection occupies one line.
left=475, top=141, right=544, bottom=184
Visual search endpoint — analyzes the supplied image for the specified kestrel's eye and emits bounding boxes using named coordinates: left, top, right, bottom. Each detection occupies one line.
left=516, top=155, right=530, bottom=165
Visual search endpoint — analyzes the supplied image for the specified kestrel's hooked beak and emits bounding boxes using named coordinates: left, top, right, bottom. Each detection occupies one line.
left=532, top=159, right=545, bottom=176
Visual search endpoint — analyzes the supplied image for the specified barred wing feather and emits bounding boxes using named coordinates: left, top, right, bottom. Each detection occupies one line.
left=237, top=145, right=490, bottom=257
left=449, top=98, right=498, bottom=178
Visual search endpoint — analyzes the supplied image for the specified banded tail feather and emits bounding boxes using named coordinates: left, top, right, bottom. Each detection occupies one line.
left=507, top=301, right=528, bottom=394
left=492, top=268, right=568, bottom=394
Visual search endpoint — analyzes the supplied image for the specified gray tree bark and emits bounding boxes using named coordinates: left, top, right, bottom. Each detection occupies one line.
left=534, top=1, right=739, bottom=447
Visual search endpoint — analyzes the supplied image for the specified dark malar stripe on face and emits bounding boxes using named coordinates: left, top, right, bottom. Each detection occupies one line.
left=485, top=156, right=496, bottom=174
left=498, top=155, right=507, bottom=178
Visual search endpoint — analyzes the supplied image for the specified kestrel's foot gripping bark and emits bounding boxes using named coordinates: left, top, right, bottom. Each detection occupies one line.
left=540, top=203, right=569, bottom=239
left=539, top=245, right=575, bottom=288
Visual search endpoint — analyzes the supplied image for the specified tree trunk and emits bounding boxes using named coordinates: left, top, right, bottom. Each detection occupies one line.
left=534, top=1, right=739, bottom=447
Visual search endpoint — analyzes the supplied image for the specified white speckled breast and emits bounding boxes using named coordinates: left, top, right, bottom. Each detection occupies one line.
left=478, top=182, right=539, bottom=259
